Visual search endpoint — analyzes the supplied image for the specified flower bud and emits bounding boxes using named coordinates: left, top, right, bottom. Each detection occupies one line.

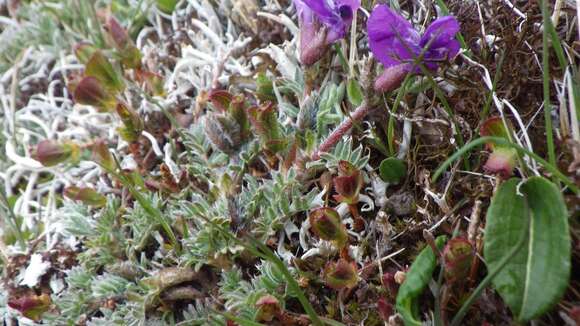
left=8, top=293, right=51, bottom=321
left=323, top=259, right=359, bottom=290
left=203, top=114, right=242, bottom=154
left=35, top=140, right=79, bottom=167
left=299, top=23, right=329, bottom=66
left=309, top=207, right=347, bottom=248
left=377, top=297, right=393, bottom=321
left=483, top=147, right=518, bottom=179
left=479, top=117, right=518, bottom=178
left=255, top=294, right=281, bottom=322
left=374, top=64, right=409, bottom=93
left=85, top=51, right=124, bottom=93
left=74, top=77, right=116, bottom=111
left=64, top=186, right=107, bottom=207
left=333, top=160, right=363, bottom=205
left=443, top=237, right=474, bottom=283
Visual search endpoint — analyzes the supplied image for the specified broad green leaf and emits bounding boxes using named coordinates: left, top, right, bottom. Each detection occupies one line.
left=346, top=79, right=363, bottom=106
left=484, top=177, right=571, bottom=322
left=396, top=236, right=446, bottom=326
left=379, top=157, right=406, bottom=184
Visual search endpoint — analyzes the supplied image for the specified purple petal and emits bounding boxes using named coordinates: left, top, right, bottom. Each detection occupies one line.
left=303, top=0, right=334, bottom=19
left=367, top=5, right=421, bottom=68
left=294, top=0, right=315, bottom=23
left=420, top=16, right=461, bottom=62
left=335, top=0, right=360, bottom=12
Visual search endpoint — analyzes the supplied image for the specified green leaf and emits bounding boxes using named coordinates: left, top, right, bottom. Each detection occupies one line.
left=379, top=157, right=406, bottom=184
left=396, top=236, right=446, bottom=326
left=85, top=51, right=124, bottom=93
left=346, top=79, right=363, bottom=106
left=157, top=0, right=178, bottom=13
left=484, top=177, right=571, bottom=323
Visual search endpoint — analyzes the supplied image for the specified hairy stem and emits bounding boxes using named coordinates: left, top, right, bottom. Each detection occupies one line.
left=312, top=103, right=371, bottom=160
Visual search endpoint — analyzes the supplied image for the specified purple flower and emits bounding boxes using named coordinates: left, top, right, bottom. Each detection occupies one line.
left=294, top=0, right=360, bottom=65
left=368, top=5, right=460, bottom=72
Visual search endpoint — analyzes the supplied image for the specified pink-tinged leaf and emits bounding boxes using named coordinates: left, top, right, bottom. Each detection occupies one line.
left=208, top=89, right=233, bottom=112
left=64, top=186, right=107, bottom=207
left=85, top=51, right=124, bottom=93
left=92, top=139, right=115, bottom=171
left=480, top=116, right=512, bottom=150
left=74, top=77, right=115, bottom=111
left=135, top=69, right=164, bottom=96
left=116, top=102, right=143, bottom=142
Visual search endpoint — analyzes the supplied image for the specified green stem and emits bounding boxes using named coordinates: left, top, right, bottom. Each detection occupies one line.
left=540, top=0, right=557, bottom=185
left=431, top=137, right=578, bottom=194
left=387, top=75, right=413, bottom=155
left=0, top=188, right=25, bottom=250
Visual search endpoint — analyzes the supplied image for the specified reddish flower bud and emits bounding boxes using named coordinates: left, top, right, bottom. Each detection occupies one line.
left=374, top=64, right=409, bottom=93
left=74, top=77, right=115, bottom=111
left=377, top=297, right=393, bottom=321
left=443, top=237, right=474, bottom=283
left=8, top=293, right=51, bottom=321
left=255, top=294, right=281, bottom=322
left=479, top=117, right=518, bottom=178
left=34, top=140, right=79, bottom=167
left=85, top=51, right=124, bottom=93
left=64, top=186, right=107, bottom=207
left=324, top=259, right=359, bottom=290
left=483, top=147, right=518, bottom=179
left=333, top=160, right=363, bottom=205
left=309, top=207, right=348, bottom=248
